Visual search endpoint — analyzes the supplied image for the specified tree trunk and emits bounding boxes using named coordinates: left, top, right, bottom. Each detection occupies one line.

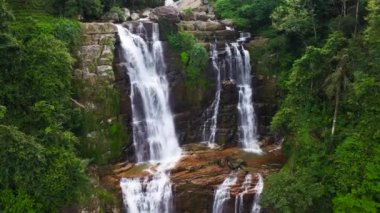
left=354, top=0, right=360, bottom=37
left=342, top=0, right=347, bottom=17
left=331, top=86, right=341, bottom=137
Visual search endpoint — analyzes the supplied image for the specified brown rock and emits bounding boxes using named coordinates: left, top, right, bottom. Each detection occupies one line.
left=113, top=163, right=133, bottom=174
left=151, top=6, right=180, bottom=23
left=195, top=21, right=224, bottom=31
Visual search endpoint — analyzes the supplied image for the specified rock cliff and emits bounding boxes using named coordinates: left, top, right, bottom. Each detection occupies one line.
left=74, top=1, right=282, bottom=212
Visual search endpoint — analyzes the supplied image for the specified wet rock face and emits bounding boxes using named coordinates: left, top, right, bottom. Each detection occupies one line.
left=112, top=0, right=278, bottom=151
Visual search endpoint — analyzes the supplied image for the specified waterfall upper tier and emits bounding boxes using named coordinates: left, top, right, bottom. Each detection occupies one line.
left=117, top=23, right=181, bottom=163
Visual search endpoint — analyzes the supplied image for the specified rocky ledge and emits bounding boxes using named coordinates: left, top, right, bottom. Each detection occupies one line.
left=102, top=143, right=285, bottom=212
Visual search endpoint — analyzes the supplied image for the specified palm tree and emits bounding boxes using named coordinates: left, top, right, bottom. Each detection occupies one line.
left=323, top=51, right=350, bottom=137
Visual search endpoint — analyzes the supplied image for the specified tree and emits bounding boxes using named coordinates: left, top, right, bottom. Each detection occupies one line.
left=323, top=51, right=350, bottom=137
left=262, top=169, right=325, bottom=212
left=214, top=0, right=280, bottom=30
left=49, top=0, right=103, bottom=19
left=271, top=0, right=316, bottom=40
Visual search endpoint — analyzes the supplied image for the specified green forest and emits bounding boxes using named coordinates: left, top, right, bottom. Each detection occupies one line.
left=0, top=0, right=379, bottom=212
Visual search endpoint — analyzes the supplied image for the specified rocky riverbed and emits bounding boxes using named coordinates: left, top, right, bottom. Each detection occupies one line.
left=101, top=142, right=285, bottom=212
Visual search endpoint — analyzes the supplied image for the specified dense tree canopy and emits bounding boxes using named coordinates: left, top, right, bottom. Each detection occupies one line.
left=211, top=0, right=380, bottom=211
left=0, top=1, right=90, bottom=211
left=213, top=0, right=380, bottom=211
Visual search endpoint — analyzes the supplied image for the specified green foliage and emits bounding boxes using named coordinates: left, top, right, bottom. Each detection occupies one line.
left=0, top=105, right=5, bottom=119
left=73, top=79, right=127, bottom=165
left=51, top=19, right=82, bottom=53
left=0, top=125, right=47, bottom=191
left=110, top=6, right=125, bottom=21
left=0, top=33, right=74, bottom=128
left=365, top=0, right=380, bottom=44
left=168, top=31, right=208, bottom=88
left=122, top=0, right=164, bottom=9
left=249, top=35, right=295, bottom=77
left=0, top=0, right=14, bottom=32
left=271, top=0, right=315, bottom=37
left=168, top=31, right=196, bottom=52
left=332, top=138, right=380, bottom=212
left=0, top=189, right=42, bottom=213
left=0, top=125, right=88, bottom=211
left=262, top=169, right=325, bottom=212
left=183, top=7, right=193, bottom=21
left=264, top=0, right=380, bottom=211
left=213, top=0, right=280, bottom=30
left=186, top=44, right=209, bottom=87
left=0, top=2, right=89, bottom=211
left=36, top=148, right=88, bottom=210
left=49, top=0, right=103, bottom=19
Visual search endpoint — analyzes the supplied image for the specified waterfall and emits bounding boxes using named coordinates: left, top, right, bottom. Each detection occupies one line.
left=117, top=23, right=181, bottom=163
left=202, top=39, right=261, bottom=153
left=201, top=43, right=221, bottom=147
left=165, top=0, right=176, bottom=6
left=212, top=173, right=238, bottom=213
left=251, top=174, right=264, bottom=213
left=229, top=42, right=262, bottom=154
left=117, top=23, right=181, bottom=213
left=120, top=174, right=173, bottom=213
left=235, top=174, right=253, bottom=213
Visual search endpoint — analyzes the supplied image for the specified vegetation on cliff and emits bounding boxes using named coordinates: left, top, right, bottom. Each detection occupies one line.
left=212, top=0, right=380, bottom=211
left=167, top=31, right=208, bottom=88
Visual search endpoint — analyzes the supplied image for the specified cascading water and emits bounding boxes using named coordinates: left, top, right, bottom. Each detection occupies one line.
left=165, top=0, right=176, bottom=6
left=117, top=23, right=181, bottom=213
left=120, top=174, right=173, bottom=213
left=251, top=174, right=264, bottom=213
left=117, top=23, right=181, bottom=163
left=212, top=173, right=238, bottom=213
left=202, top=39, right=261, bottom=152
left=235, top=174, right=253, bottom=213
left=201, top=43, right=221, bottom=147
left=228, top=42, right=262, bottom=154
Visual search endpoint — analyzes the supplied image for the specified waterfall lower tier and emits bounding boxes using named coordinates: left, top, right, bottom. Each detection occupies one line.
left=235, top=174, right=253, bottom=213
left=251, top=174, right=264, bottom=213
left=120, top=172, right=173, bottom=213
left=211, top=173, right=264, bottom=213
left=212, top=173, right=238, bottom=213
left=117, top=22, right=181, bottom=213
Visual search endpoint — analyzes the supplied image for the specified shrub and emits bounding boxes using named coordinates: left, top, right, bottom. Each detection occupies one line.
left=262, top=169, right=325, bottom=212
left=110, top=6, right=125, bottom=22
left=183, top=7, right=193, bottom=21
left=167, top=32, right=208, bottom=88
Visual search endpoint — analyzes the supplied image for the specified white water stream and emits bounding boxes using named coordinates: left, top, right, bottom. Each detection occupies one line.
left=117, top=23, right=181, bottom=213
left=165, top=0, right=176, bottom=6
left=201, top=43, right=221, bottom=148
left=235, top=174, right=253, bottom=213
left=228, top=42, right=262, bottom=154
left=251, top=174, right=264, bottom=213
left=212, top=173, right=238, bottom=213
